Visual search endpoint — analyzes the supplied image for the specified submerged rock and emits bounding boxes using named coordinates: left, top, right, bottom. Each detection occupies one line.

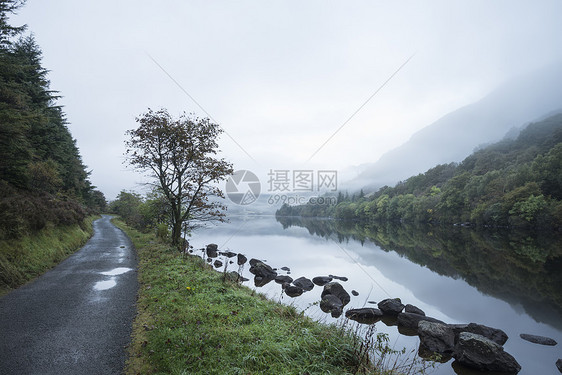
left=219, top=251, right=237, bottom=258
left=519, top=333, right=558, bottom=346
left=454, top=332, right=521, bottom=373
left=293, top=277, right=314, bottom=291
left=450, top=323, right=508, bottom=345
left=280, top=266, right=290, bottom=271
left=312, top=276, right=333, bottom=286
left=556, top=358, right=562, bottom=373
left=418, top=344, right=452, bottom=362
left=418, top=321, right=455, bottom=356
left=378, top=298, right=405, bottom=315
left=320, top=294, right=344, bottom=318
left=345, top=308, right=383, bottom=324
left=206, top=244, right=218, bottom=258
left=213, top=259, right=223, bottom=268
left=237, top=253, right=248, bottom=265
left=404, top=304, right=425, bottom=316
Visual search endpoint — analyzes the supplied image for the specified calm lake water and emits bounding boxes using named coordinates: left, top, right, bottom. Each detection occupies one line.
left=191, top=215, right=562, bottom=375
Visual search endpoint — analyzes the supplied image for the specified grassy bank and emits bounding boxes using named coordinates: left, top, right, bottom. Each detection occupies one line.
left=116, top=220, right=413, bottom=375
left=0, top=216, right=98, bottom=296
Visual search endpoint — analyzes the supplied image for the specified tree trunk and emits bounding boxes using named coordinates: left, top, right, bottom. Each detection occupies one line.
left=171, top=220, right=182, bottom=246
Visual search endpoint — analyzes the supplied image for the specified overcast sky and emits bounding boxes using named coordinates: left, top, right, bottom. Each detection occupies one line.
left=12, top=0, right=562, bottom=199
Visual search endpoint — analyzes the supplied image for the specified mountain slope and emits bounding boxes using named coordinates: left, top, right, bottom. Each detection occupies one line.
left=351, top=63, right=562, bottom=191
left=279, top=113, right=562, bottom=229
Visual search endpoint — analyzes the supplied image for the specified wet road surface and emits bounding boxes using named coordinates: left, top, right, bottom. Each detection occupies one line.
left=0, top=215, right=138, bottom=375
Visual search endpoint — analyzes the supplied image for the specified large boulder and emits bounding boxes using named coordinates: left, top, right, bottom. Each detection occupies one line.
left=237, top=253, right=247, bottom=265
left=249, top=260, right=277, bottom=279
left=397, top=312, right=445, bottom=330
left=293, top=277, right=314, bottom=291
left=249, top=258, right=259, bottom=266
left=320, top=294, right=344, bottom=318
left=519, top=333, right=558, bottom=346
left=284, top=285, right=303, bottom=298
left=312, top=276, right=333, bottom=286
left=450, top=323, right=508, bottom=345
left=378, top=298, right=405, bottom=315
left=206, top=243, right=218, bottom=258
left=321, top=282, right=350, bottom=306
left=345, top=308, right=383, bottom=324
left=381, top=315, right=398, bottom=327
left=418, top=321, right=455, bottom=356
left=454, top=332, right=521, bottom=373
left=274, top=275, right=293, bottom=284
left=213, top=259, right=223, bottom=268
left=253, top=275, right=274, bottom=287
left=404, top=304, right=425, bottom=316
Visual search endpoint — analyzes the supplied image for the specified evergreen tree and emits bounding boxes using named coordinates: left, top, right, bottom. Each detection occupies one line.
left=0, top=0, right=99, bottom=238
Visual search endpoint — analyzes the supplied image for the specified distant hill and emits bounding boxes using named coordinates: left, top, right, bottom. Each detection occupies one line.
left=350, top=63, right=562, bottom=192
left=279, top=113, right=562, bottom=229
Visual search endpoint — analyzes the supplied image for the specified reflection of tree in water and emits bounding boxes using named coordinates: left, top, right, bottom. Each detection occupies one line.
left=276, top=216, right=562, bottom=328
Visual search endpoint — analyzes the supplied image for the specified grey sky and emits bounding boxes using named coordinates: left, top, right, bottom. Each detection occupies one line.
left=13, top=1, right=562, bottom=199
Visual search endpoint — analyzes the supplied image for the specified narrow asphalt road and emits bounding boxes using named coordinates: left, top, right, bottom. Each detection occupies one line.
left=0, top=215, right=138, bottom=375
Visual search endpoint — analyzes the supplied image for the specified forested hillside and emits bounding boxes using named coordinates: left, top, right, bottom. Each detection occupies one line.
left=278, top=113, right=562, bottom=229
left=0, top=1, right=105, bottom=240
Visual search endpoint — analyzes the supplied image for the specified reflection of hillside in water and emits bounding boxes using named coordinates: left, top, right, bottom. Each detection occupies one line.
left=276, top=216, right=562, bottom=329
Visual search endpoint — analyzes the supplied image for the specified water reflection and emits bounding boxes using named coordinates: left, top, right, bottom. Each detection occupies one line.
left=93, top=279, right=117, bottom=291
left=100, top=267, right=133, bottom=276
left=276, top=216, right=562, bottom=329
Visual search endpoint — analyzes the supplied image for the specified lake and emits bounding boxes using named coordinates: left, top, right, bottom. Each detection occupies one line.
left=191, top=214, right=562, bottom=374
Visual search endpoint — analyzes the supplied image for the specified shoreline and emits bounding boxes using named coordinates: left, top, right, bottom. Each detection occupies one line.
left=114, top=219, right=409, bottom=375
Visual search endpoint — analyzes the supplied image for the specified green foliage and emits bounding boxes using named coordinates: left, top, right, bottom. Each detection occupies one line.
left=0, top=215, right=95, bottom=295
left=509, top=194, right=547, bottom=223
left=109, top=189, right=171, bottom=234
left=125, top=108, right=233, bottom=246
left=279, top=114, right=562, bottom=230
left=0, top=180, right=88, bottom=239
left=0, top=3, right=103, bottom=239
left=155, top=223, right=169, bottom=241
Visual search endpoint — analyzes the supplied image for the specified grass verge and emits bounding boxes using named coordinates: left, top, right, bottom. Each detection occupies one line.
left=116, top=219, right=398, bottom=375
left=0, top=215, right=98, bottom=296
